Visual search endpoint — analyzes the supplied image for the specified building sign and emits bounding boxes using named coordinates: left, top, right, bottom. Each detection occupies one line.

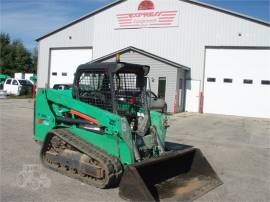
left=115, top=0, right=179, bottom=29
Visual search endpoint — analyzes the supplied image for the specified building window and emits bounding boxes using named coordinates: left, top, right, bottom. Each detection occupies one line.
left=224, top=78, right=233, bottom=83
left=243, top=79, right=253, bottom=84
left=261, top=80, right=270, bottom=85
left=207, top=78, right=216, bottom=82
left=179, top=79, right=183, bottom=89
left=52, top=72, right=57, bottom=76
left=62, top=72, right=67, bottom=76
left=158, top=77, right=166, bottom=99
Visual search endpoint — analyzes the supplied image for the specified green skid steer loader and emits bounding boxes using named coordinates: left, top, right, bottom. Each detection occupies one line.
left=34, top=62, right=222, bottom=201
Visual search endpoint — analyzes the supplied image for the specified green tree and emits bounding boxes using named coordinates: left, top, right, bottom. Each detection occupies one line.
left=0, top=33, right=12, bottom=74
left=0, top=32, right=35, bottom=75
left=12, top=40, right=33, bottom=73
left=0, top=33, right=10, bottom=47
left=31, top=47, right=38, bottom=74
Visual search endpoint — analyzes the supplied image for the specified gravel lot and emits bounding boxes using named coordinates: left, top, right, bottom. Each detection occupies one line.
left=1, top=99, right=269, bottom=202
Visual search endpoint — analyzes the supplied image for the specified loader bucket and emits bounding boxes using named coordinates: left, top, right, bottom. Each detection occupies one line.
left=119, top=148, right=222, bottom=202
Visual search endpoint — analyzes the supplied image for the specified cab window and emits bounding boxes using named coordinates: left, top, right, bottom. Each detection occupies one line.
left=12, top=80, right=18, bottom=85
left=6, top=79, right=11, bottom=84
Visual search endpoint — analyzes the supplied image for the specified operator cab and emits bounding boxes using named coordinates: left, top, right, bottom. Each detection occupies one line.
left=73, top=62, right=150, bottom=135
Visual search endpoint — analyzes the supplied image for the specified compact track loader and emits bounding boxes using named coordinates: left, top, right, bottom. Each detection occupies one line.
left=34, top=62, right=222, bottom=201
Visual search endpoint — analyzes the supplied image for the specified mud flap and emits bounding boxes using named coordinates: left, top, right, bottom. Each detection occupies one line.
left=119, top=148, right=222, bottom=201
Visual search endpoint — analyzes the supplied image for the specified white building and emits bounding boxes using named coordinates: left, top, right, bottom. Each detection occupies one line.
left=14, top=73, right=34, bottom=81
left=36, top=0, right=270, bottom=118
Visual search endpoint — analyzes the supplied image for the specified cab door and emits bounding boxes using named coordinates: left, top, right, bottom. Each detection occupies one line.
left=3, top=79, right=12, bottom=94
left=11, top=79, right=20, bottom=95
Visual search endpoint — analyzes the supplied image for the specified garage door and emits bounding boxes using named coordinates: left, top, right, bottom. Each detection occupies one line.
left=203, top=48, right=270, bottom=118
left=49, top=48, right=92, bottom=87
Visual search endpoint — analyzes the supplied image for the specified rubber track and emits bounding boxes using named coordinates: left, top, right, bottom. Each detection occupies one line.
left=41, top=128, right=123, bottom=188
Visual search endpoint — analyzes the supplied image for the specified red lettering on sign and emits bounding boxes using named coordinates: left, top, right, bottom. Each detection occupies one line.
left=116, top=10, right=178, bottom=28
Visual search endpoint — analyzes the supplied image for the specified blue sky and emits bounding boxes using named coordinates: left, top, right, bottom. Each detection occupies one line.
left=1, top=0, right=269, bottom=50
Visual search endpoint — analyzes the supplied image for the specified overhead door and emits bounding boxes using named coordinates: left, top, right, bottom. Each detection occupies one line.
left=203, top=48, right=270, bottom=118
left=49, top=48, right=92, bottom=88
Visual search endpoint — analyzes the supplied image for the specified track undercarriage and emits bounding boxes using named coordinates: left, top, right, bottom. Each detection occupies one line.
left=40, top=129, right=122, bottom=188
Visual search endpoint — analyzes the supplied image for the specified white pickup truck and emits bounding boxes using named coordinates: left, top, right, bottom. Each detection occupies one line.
left=3, top=78, right=33, bottom=96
